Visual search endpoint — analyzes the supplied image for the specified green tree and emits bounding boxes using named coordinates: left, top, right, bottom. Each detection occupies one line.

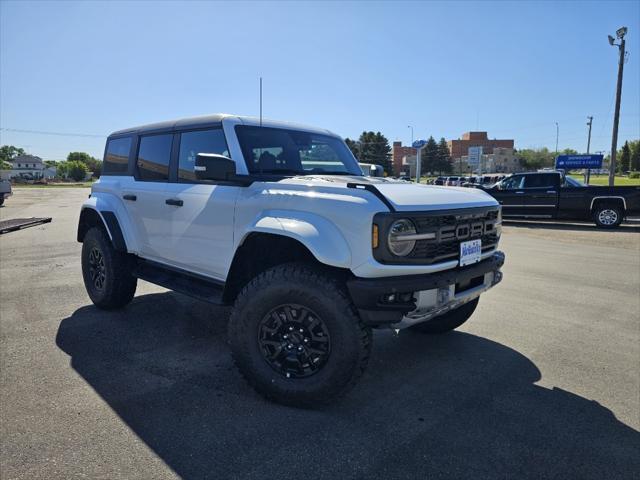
left=67, top=151, right=102, bottom=177
left=629, top=140, right=640, bottom=171
left=516, top=148, right=555, bottom=170
left=560, top=148, right=578, bottom=155
left=420, top=136, right=439, bottom=176
left=44, top=160, right=57, bottom=167
left=1, top=160, right=12, bottom=170
left=64, top=160, right=88, bottom=181
left=618, top=142, right=631, bottom=173
left=0, top=145, right=25, bottom=163
left=436, top=138, right=453, bottom=174
left=350, top=131, right=392, bottom=175
left=344, top=138, right=359, bottom=159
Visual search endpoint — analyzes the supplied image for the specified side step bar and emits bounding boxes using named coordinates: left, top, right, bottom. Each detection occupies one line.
left=132, top=259, right=225, bottom=305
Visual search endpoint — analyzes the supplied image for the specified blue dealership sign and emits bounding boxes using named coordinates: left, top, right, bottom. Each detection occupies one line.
left=555, top=154, right=603, bottom=169
left=412, top=139, right=427, bottom=148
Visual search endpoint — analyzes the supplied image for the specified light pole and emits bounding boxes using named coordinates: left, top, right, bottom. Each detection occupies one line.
left=407, top=125, right=414, bottom=146
left=412, top=139, right=427, bottom=183
left=586, top=116, right=593, bottom=184
left=555, top=122, right=559, bottom=155
left=608, top=27, right=627, bottom=186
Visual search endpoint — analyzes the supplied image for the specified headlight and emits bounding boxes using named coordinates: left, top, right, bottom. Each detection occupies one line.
left=388, top=219, right=417, bottom=256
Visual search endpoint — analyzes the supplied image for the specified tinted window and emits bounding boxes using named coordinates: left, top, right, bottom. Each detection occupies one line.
left=235, top=126, right=361, bottom=175
left=103, top=137, right=131, bottom=175
left=136, top=134, right=173, bottom=181
left=178, top=129, right=229, bottom=181
left=524, top=174, right=558, bottom=188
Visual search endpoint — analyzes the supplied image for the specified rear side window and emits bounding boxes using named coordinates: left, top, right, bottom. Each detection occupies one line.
left=178, top=129, right=229, bottom=181
left=136, top=134, right=173, bottom=181
left=103, top=137, right=131, bottom=175
left=524, top=174, right=557, bottom=189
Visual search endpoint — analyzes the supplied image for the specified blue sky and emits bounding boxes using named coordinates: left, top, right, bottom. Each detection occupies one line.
left=1, top=0, right=639, bottom=160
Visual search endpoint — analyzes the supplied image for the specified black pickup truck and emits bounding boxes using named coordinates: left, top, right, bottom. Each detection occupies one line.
left=482, top=172, right=640, bottom=228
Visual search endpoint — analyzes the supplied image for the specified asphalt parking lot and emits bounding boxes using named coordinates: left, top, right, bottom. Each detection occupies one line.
left=1, top=187, right=639, bottom=480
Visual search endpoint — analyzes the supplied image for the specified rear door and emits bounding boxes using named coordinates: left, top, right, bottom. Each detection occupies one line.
left=492, top=174, right=528, bottom=216
left=523, top=173, right=559, bottom=217
left=121, top=132, right=175, bottom=262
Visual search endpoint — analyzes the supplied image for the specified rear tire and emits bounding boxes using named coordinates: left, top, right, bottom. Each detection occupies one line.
left=593, top=203, right=623, bottom=228
left=81, top=226, right=137, bottom=310
left=228, top=263, right=372, bottom=407
left=0, top=196, right=4, bottom=206
left=409, top=297, right=479, bottom=334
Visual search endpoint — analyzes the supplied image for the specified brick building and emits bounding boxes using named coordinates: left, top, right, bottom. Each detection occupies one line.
left=448, top=132, right=514, bottom=161
left=392, top=141, right=416, bottom=175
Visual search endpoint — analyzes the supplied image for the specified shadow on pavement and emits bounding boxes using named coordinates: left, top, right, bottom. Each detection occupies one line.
left=56, top=292, right=640, bottom=480
left=504, top=218, right=640, bottom=233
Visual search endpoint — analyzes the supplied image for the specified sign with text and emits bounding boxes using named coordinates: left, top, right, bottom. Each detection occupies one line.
left=468, top=146, right=483, bottom=167
left=555, top=154, right=603, bottom=170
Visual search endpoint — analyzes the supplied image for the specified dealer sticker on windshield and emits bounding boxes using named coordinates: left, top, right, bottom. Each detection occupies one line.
left=460, top=239, right=482, bottom=266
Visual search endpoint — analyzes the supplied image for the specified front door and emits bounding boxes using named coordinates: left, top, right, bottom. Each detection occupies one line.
left=160, top=128, right=238, bottom=280
left=491, top=174, right=528, bottom=216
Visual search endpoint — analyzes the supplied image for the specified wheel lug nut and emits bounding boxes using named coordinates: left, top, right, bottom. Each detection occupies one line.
left=299, top=328, right=304, bottom=333
left=304, top=338, right=308, bottom=343
left=283, top=334, right=288, bottom=339
left=289, top=326, right=294, bottom=331
left=297, top=346, right=303, bottom=351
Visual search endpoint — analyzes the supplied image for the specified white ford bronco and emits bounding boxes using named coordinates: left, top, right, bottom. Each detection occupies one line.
left=78, top=114, right=504, bottom=406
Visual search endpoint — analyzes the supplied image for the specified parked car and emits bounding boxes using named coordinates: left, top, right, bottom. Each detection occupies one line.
left=77, top=114, right=505, bottom=406
left=358, top=162, right=384, bottom=177
left=433, top=176, right=446, bottom=185
left=0, top=179, right=11, bottom=205
left=445, top=176, right=461, bottom=186
left=482, top=171, right=640, bottom=228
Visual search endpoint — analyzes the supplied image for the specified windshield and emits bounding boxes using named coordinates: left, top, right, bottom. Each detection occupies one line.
left=564, top=176, right=585, bottom=187
left=235, top=126, right=362, bottom=176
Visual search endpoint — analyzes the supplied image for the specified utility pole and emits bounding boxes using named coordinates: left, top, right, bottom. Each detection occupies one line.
left=555, top=122, right=559, bottom=155
left=608, top=27, right=627, bottom=187
left=259, top=77, right=263, bottom=126
left=407, top=125, right=414, bottom=146
left=586, top=116, right=593, bottom=184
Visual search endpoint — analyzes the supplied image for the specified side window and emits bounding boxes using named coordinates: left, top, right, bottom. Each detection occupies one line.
left=501, top=175, right=524, bottom=190
left=136, top=134, right=173, bottom=181
left=524, top=174, right=557, bottom=189
left=103, top=137, right=131, bottom=175
left=177, top=129, right=229, bottom=181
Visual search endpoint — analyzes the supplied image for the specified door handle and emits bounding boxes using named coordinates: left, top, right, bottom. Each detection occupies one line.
left=123, top=194, right=137, bottom=201
left=515, top=191, right=525, bottom=194
left=165, top=198, right=183, bottom=207
left=546, top=190, right=557, bottom=194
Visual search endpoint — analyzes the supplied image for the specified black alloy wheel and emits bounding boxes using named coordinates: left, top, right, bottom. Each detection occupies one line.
left=88, top=247, right=106, bottom=290
left=258, top=304, right=331, bottom=379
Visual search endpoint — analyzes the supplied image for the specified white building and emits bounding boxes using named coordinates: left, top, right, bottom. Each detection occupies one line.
left=8, top=155, right=47, bottom=179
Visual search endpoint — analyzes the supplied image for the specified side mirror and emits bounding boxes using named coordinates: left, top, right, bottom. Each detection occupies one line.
left=195, top=153, right=235, bottom=181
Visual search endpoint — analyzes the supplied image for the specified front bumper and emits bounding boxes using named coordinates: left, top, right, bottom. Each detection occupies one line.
left=347, top=251, right=505, bottom=327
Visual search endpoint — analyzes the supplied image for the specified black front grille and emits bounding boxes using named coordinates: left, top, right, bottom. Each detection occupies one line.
left=407, top=209, right=500, bottom=264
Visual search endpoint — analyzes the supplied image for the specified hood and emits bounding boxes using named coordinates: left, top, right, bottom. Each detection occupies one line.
left=275, top=175, right=499, bottom=212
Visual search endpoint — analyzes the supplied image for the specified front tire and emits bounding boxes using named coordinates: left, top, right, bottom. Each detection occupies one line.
left=228, top=263, right=372, bottom=407
left=593, top=204, right=623, bottom=228
left=81, top=226, right=137, bottom=309
left=409, top=297, right=479, bottom=334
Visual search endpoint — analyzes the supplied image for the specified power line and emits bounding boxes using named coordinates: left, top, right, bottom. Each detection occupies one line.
left=0, top=128, right=105, bottom=138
